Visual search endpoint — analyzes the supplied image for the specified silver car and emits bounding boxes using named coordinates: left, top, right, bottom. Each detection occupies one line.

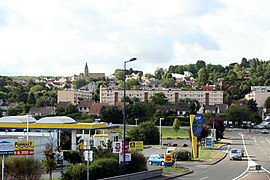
left=230, top=148, right=242, bottom=160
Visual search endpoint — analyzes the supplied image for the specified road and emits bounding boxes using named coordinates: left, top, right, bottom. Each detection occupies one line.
left=168, top=129, right=270, bottom=180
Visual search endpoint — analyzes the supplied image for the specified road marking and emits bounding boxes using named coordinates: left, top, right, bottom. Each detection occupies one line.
left=200, top=177, right=208, bottom=180
left=233, top=133, right=257, bottom=180
left=266, top=137, right=270, bottom=143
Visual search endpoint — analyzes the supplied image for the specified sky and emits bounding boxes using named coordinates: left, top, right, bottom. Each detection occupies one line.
left=0, top=0, right=270, bottom=76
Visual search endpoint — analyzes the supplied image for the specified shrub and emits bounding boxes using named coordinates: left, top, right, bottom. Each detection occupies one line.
left=125, top=151, right=147, bottom=174
left=60, top=163, right=87, bottom=180
left=90, top=158, right=120, bottom=179
left=63, top=150, right=83, bottom=164
left=1, top=156, right=42, bottom=180
left=173, top=150, right=191, bottom=161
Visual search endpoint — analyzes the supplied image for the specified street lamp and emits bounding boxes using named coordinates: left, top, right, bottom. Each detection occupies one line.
left=160, top=118, right=164, bottom=147
left=123, top=57, right=137, bottom=172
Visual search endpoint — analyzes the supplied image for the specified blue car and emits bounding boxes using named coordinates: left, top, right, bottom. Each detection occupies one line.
left=148, top=154, right=164, bottom=166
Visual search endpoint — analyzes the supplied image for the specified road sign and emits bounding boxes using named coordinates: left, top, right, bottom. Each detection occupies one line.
left=129, top=141, right=143, bottom=151
left=164, top=154, right=173, bottom=167
left=14, top=141, right=34, bottom=156
left=119, top=153, right=131, bottom=163
left=0, top=139, right=14, bottom=155
left=112, top=141, right=122, bottom=153
left=192, top=113, right=204, bottom=137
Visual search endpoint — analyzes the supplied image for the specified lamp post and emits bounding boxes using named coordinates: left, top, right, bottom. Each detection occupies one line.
left=123, top=57, right=137, bottom=172
left=26, top=114, right=29, bottom=141
left=160, top=118, right=164, bottom=147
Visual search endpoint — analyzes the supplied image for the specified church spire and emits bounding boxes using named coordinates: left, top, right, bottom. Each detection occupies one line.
left=84, top=62, right=89, bottom=78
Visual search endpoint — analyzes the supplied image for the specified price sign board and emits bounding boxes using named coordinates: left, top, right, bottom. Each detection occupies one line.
left=14, top=141, right=34, bottom=156
left=192, top=113, right=204, bottom=137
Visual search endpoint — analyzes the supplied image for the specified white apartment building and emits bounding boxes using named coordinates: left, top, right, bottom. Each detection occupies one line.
left=100, top=86, right=223, bottom=106
left=57, top=90, right=92, bottom=105
left=251, top=86, right=270, bottom=92
left=245, top=91, right=270, bottom=107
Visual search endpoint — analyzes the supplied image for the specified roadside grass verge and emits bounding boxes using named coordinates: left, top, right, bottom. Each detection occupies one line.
left=192, top=147, right=226, bottom=161
left=118, top=125, right=190, bottom=139
left=162, top=166, right=190, bottom=174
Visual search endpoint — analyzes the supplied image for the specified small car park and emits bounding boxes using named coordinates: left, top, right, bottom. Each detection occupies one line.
left=230, top=148, right=242, bottom=160
left=148, top=154, right=165, bottom=166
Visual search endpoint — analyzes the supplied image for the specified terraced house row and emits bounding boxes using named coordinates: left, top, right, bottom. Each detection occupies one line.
left=99, top=85, right=223, bottom=106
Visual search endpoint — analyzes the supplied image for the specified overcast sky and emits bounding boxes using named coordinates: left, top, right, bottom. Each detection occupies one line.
left=0, top=0, right=270, bottom=76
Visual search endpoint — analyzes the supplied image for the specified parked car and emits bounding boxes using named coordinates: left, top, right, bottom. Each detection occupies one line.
left=262, top=129, right=269, bottom=134
left=254, top=124, right=264, bottom=129
left=148, top=154, right=164, bottom=166
left=230, top=148, right=242, bottom=160
left=166, top=147, right=177, bottom=154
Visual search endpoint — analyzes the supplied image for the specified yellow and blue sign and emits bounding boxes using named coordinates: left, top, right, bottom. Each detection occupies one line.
left=192, top=113, right=204, bottom=137
left=164, top=154, right=173, bottom=167
left=190, top=114, right=204, bottom=158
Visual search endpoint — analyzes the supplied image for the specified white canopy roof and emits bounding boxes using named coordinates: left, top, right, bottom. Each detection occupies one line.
left=0, top=116, right=37, bottom=123
left=36, top=116, right=76, bottom=124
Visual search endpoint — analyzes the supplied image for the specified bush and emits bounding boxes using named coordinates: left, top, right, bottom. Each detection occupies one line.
left=125, top=151, right=147, bottom=174
left=90, top=158, right=120, bottom=179
left=61, top=163, right=87, bottom=180
left=173, top=150, right=191, bottom=161
left=63, top=150, right=83, bottom=164
left=1, top=156, right=42, bottom=180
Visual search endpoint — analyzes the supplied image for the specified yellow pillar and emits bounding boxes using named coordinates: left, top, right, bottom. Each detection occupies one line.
left=190, top=114, right=198, bottom=158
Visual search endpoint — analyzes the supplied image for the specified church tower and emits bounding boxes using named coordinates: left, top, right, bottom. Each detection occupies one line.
left=84, top=62, right=89, bottom=78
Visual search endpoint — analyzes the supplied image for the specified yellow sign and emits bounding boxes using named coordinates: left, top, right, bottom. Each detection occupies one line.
left=164, top=154, right=173, bottom=163
left=129, top=141, right=143, bottom=151
left=14, top=141, right=34, bottom=150
left=190, top=114, right=198, bottom=158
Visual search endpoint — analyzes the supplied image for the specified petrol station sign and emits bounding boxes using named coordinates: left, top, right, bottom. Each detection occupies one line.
left=192, top=113, right=204, bottom=137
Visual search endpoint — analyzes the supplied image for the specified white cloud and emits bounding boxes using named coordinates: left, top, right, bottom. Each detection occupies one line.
left=0, top=0, right=269, bottom=76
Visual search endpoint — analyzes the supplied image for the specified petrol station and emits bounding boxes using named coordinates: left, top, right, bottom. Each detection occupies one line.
left=0, top=116, right=119, bottom=160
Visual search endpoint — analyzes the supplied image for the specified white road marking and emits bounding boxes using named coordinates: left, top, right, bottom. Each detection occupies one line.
left=233, top=133, right=270, bottom=180
left=200, top=177, right=208, bottom=180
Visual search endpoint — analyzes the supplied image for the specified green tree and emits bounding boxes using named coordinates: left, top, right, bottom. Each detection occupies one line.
left=248, top=99, right=258, bottom=113
left=172, top=118, right=180, bottom=137
left=264, top=97, right=270, bottom=109
left=128, top=121, right=159, bottom=145
left=150, top=92, right=169, bottom=105
left=43, top=148, right=57, bottom=180
left=195, top=60, right=206, bottom=71
left=27, top=91, right=36, bottom=105
left=227, top=71, right=237, bottom=81
left=154, top=68, right=164, bottom=80
left=73, top=78, right=86, bottom=89
left=114, top=69, right=124, bottom=81
left=197, top=68, right=208, bottom=87
left=226, top=105, right=252, bottom=127
left=162, top=78, right=176, bottom=88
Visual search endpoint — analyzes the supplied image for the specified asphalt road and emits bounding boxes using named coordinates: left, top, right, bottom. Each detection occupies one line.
left=171, top=129, right=270, bottom=180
